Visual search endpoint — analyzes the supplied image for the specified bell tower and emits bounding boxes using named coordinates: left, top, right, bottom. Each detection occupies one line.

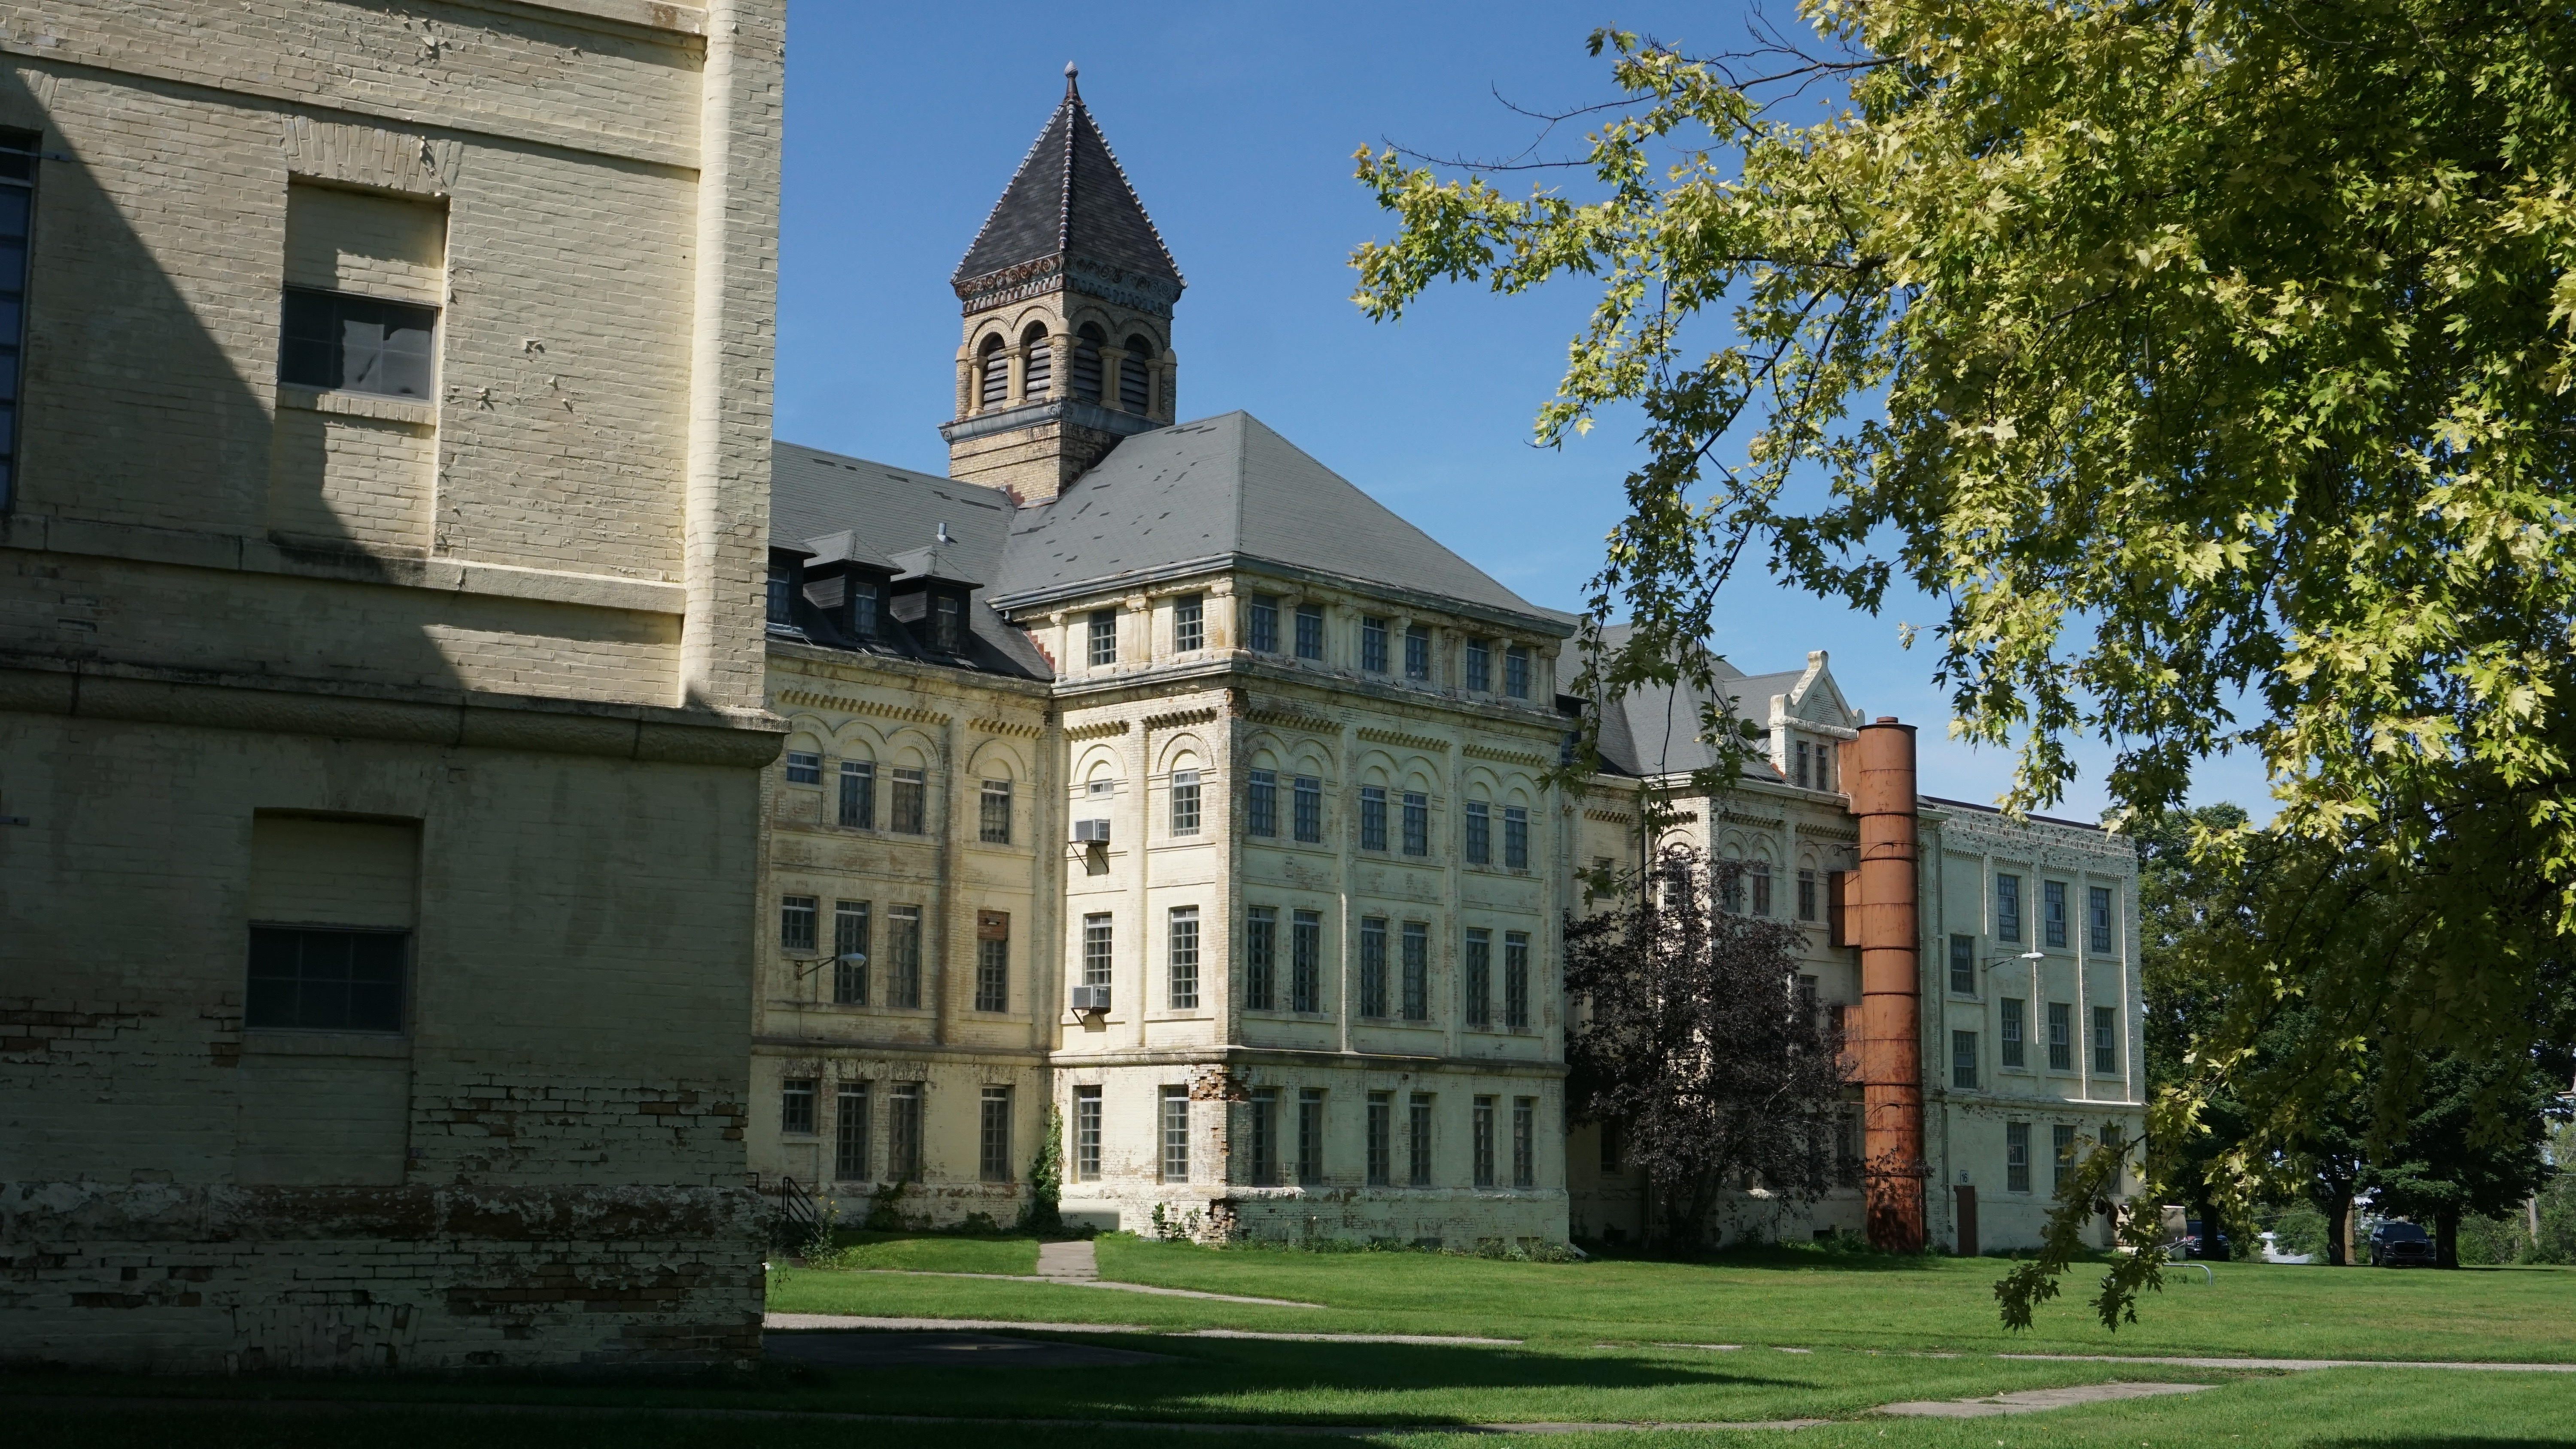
left=940, top=65, right=1184, bottom=506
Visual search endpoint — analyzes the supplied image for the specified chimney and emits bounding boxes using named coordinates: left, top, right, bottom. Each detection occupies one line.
left=1847, top=716, right=1926, bottom=1253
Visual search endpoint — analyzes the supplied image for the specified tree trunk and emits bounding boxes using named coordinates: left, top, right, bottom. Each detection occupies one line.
left=2191, top=1196, right=2229, bottom=1261
left=2322, top=1186, right=2353, bottom=1266
left=2436, top=1207, right=2461, bottom=1270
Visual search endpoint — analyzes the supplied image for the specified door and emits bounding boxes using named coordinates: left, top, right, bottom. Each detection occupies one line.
left=1955, top=1185, right=1979, bottom=1258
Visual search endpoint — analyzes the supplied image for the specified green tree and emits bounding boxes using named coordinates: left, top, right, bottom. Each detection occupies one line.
left=2137, top=803, right=2254, bottom=1255
left=1353, top=0, right=2576, bottom=1323
left=2369, top=1055, right=2558, bottom=1267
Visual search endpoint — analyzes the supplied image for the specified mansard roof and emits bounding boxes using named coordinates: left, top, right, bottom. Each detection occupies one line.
left=985, top=411, right=1556, bottom=626
left=952, top=71, right=1182, bottom=295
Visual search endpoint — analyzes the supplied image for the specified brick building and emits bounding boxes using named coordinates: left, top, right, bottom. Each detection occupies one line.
left=0, top=0, right=787, bottom=1370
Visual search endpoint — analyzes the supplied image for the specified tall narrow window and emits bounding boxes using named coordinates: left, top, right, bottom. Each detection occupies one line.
left=1750, top=862, right=1773, bottom=917
left=1462, top=928, right=1492, bottom=1028
left=2043, top=879, right=2069, bottom=948
left=839, top=760, right=875, bottom=828
left=2093, top=1005, right=2118, bottom=1075
left=1472, top=1097, right=1497, bottom=1187
left=1245, top=906, right=1278, bottom=1010
left=1072, top=322, right=1106, bottom=400
left=850, top=580, right=880, bottom=639
left=1021, top=324, right=1051, bottom=399
left=1400, top=922, right=1429, bottom=1021
left=1248, top=1089, right=1280, bottom=1186
left=1297, top=1089, right=1325, bottom=1184
left=1996, top=873, right=2023, bottom=942
left=2001, top=997, right=2026, bottom=1067
left=1950, top=933, right=1977, bottom=995
left=1291, top=909, right=1322, bottom=1013
left=1504, top=646, right=1532, bottom=698
left=780, top=894, right=818, bottom=953
left=1512, top=1098, right=1536, bottom=1188
left=980, top=1086, right=1013, bottom=1182
left=1464, top=800, right=1491, bottom=865
left=979, top=779, right=1013, bottom=844
left=1170, top=770, right=1201, bottom=837
left=1074, top=1085, right=1102, bottom=1180
left=835, top=1082, right=869, bottom=1180
left=833, top=901, right=870, bottom=1005
left=1082, top=913, right=1114, bottom=987
left=1173, top=593, right=1205, bottom=652
left=1294, top=603, right=1324, bottom=660
left=978, top=334, right=1009, bottom=406
left=1798, top=869, right=1819, bottom=922
left=1404, top=625, right=1431, bottom=681
left=2052, top=1122, right=2077, bottom=1191
left=1400, top=791, right=1428, bottom=857
left=2048, top=1001, right=2073, bottom=1071
left=1503, top=806, right=1529, bottom=870
left=1465, top=639, right=1492, bottom=691
left=890, top=1084, right=923, bottom=1182
left=1293, top=776, right=1323, bottom=843
left=1248, top=594, right=1280, bottom=652
left=767, top=565, right=795, bottom=625
left=2088, top=886, right=2115, bottom=955
left=780, top=1079, right=816, bottom=1135
left=1088, top=608, right=1118, bottom=666
left=974, top=911, right=1009, bottom=1012
left=889, top=905, right=923, bottom=1008
left=1504, top=931, right=1530, bottom=1030
left=0, top=132, right=32, bottom=505
left=1361, top=616, right=1390, bottom=672
left=890, top=767, right=927, bottom=834
left=1167, top=906, right=1200, bottom=1009
left=1359, top=917, right=1388, bottom=1018
left=933, top=594, right=965, bottom=652
left=1247, top=769, right=1277, bottom=837
left=1120, top=333, right=1154, bottom=412
left=2006, top=1120, right=2032, bottom=1193
left=1160, top=1085, right=1190, bottom=1182
left=785, top=750, right=822, bottom=785
left=1952, top=1030, right=1979, bottom=1090
left=1407, top=1093, right=1434, bottom=1186
left=1366, top=1092, right=1392, bottom=1185
left=1359, top=786, right=1388, bottom=852
left=1816, top=744, right=1835, bottom=792
left=1795, top=739, right=1811, bottom=788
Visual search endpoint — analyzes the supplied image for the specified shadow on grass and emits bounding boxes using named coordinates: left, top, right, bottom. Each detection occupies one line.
left=1577, top=1240, right=1962, bottom=1274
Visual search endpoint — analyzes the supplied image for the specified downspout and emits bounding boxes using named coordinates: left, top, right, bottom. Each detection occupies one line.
left=1850, top=718, right=1926, bottom=1252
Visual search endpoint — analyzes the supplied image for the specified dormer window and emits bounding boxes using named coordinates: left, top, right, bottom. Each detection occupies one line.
left=934, top=594, right=965, bottom=652
left=766, top=564, right=793, bottom=624
left=851, top=579, right=880, bottom=640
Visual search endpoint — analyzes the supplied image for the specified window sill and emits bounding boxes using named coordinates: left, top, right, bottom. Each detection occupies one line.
left=277, top=383, right=437, bottom=428
left=240, top=1028, right=411, bottom=1058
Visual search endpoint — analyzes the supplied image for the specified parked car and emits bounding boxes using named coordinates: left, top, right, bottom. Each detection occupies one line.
left=2369, top=1219, right=2438, bottom=1267
left=2180, top=1219, right=2232, bottom=1260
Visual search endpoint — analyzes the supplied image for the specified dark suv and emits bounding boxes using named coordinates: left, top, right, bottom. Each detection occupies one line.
left=2180, top=1218, right=2232, bottom=1260
left=2369, top=1219, right=2437, bottom=1267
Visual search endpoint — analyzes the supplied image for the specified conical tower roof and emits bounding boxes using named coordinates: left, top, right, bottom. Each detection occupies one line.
left=952, top=66, right=1183, bottom=300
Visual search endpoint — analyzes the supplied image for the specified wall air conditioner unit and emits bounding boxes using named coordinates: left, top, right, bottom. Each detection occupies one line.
left=1069, top=985, right=1112, bottom=1012
left=1072, top=818, right=1112, bottom=845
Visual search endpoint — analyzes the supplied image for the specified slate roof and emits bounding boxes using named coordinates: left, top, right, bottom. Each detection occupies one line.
left=953, top=72, right=1182, bottom=290
left=988, top=412, right=1556, bottom=625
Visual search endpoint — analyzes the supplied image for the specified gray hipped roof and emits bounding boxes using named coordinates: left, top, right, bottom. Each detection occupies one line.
left=953, top=73, right=1182, bottom=291
left=990, top=412, right=1554, bottom=625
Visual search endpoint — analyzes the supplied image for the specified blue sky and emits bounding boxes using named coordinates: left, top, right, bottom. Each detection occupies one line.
left=775, top=0, right=2273, bottom=821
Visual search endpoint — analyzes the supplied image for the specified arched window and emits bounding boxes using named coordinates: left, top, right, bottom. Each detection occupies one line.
left=1021, top=323, right=1052, bottom=400
left=1120, top=333, right=1155, bottom=413
left=1072, top=323, right=1106, bottom=402
left=977, top=334, right=1008, bottom=408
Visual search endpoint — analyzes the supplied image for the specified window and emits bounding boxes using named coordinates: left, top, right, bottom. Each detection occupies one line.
left=1466, top=639, right=1492, bottom=691
left=1512, top=1098, right=1536, bottom=1188
left=1366, top=1092, right=1392, bottom=1185
left=977, top=334, right=1008, bottom=407
left=1797, top=974, right=1820, bottom=1022
left=1248, top=594, right=1280, bottom=652
left=2001, top=997, right=2026, bottom=1068
left=2088, top=886, right=2115, bottom=955
left=1719, top=867, right=1746, bottom=915
left=244, top=927, right=407, bottom=1033
left=1082, top=913, right=1114, bottom=987
left=780, top=894, right=818, bottom=953
left=980, top=1086, right=1013, bottom=1182
left=1463, top=928, right=1491, bottom=1028
left=280, top=288, right=437, bottom=398
left=1400, top=791, right=1428, bottom=856
left=1022, top=324, right=1052, bottom=398
left=1950, top=934, right=1976, bottom=995
left=1464, top=801, right=1491, bottom=865
left=1088, top=609, right=1118, bottom=666
left=1074, top=1085, right=1102, bottom=1180
left=1404, top=625, right=1431, bottom=681
left=1297, top=1089, right=1325, bottom=1184
left=1120, top=333, right=1154, bottom=412
left=1400, top=922, right=1429, bottom=1021
left=1798, top=869, right=1818, bottom=922
left=933, top=594, right=966, bottom=652
left=889, top=1084, right=923, bottom=1181
left=1072, top=322, right=1106, bottom=401
left=1836, top=1111, right=1860, bottom=1186
left=1816, top=745, right=1835, bottom=792
left=2048, top=1001, right=2073, bottom=1071
left=1359, top=917, right=1388, bottom=1018
left=833, top=901, right=870, bottom=1005
left=2052, top=1122, right=2077, bottom=1191
left=1173, top=593, right=1204, bottom=652
left=1249, top=1088, right=1280, bottom=1185
left=1247, top=769, right=1277, bottom=837
left=974, top=911, right=1009, bottom=1012
left=835, top=1083, right=869, bottom=1180
left=850, top=580, right=880, bottom=639
left=1795, top=739, right=1811, bottom=788
left=1407, top=1093, right=1434, bottom=1186
left=767, top=564, right=794, bottom=625
left=781, top=1078, right=817, bottom=1135
left=2043, top=880, right=2068, bottom=949
left=1504, top=645, right=1531, bottom=698
left=1359, top=786, right=1388, bottom=852
left=1245, top=906, right=1278, bottom=1011
left=1750, top=863, right=1773, bottom=917
left=1295, top=603, right=1325, bottom=660
left=838, top=761, right=875, bottom=828
left=1504, top=931, right=1530, bottom=1029
left=1361, top=615, right=1389, bottom=672
left=1169, top=769, right=1202, bottom=837
left=1168, top=906, right=1200, bottom=1009
left=785, top=750, right=822, bottom=785
left=0, top=132, right=31, bottom=503
left=1293, top=775, right=1323, bottom=843
left=1503, top=807, right=1529, bottom=870
left=979, top=779, right=1013, bottom=844
left=1952, top=1030, right=1979, bottom=1090
left=888, top=905, right=923, bottom=1008
left=1996, top=873, right=2022, bottom=942
left=1291, top=909, right=1322, bottom=1012
left=1161, top=1085, right=1190, bottom=1182
left=2093, top=1005, right=2118, bottom=1075
left=2006, top=1120, right=2032, bottom=1193
left=890, top=767, right=927, bottom=834
left=1473, top=1097, right=1497, bottom=1187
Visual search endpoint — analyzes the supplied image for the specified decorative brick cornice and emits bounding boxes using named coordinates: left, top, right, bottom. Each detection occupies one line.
left=1065, top=718, right=1131, bottom=742
left=1245, top=708, right=1339, bottom=735
left=969, top=717, right=1046, bottom=739
left=1583, top=809, right=1636, bottom=826
left=776, top=688, right=949, bottom=728
left=1356, top=726, right=1451, bottom=754
left=1142, top=706, right=1221, bottom=731
left=1463, top=743, right=1549, bottom=769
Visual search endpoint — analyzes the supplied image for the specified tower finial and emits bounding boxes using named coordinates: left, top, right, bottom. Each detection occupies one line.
left=1064, top=61, right=1079, bottom=97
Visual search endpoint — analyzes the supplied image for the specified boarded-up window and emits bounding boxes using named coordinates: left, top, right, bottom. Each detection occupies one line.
left=246, top=815, right=419, bottom=1033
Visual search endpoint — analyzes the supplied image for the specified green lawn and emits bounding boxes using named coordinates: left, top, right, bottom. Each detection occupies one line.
left=804, top=1228, right=1039, bottom=1275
